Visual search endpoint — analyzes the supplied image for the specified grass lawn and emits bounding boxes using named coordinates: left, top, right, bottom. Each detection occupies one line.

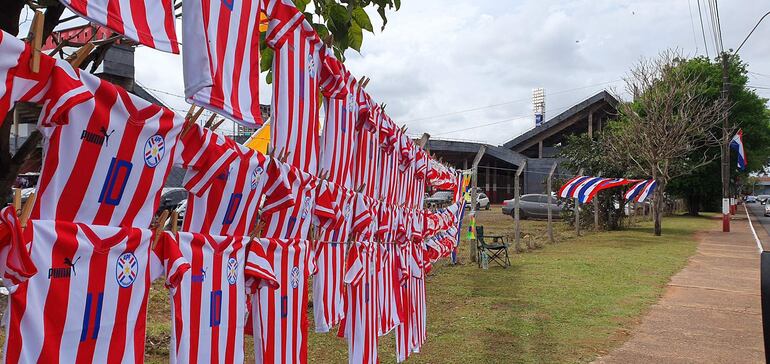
left=0, top=208, right=718, bottom=363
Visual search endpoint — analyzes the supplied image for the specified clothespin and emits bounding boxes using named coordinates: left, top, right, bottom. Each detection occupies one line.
left=28, top=10, right=44, bottom=73
left=12, top=189, right=21, bottom=216
left=181, top=106, right=204, bottom=138
left=249, top=220, right=265, bottom=240
left=170, top=211, right=179, bottom=234
left=278, top=148, right=290, bottom=163
left=361, top=77, right=370, bottom=89
left=356, top=184, right=366, bottom=193
left=152, top=210, right=170, bottom=248
left=66, top=42, right=96, bottom=68
left=19, top=192, right=36, bottom=228
left=203, top=113, right=218, bottom=129
left=210, top=118, right=226, bottom=131
left=324, top=34, right=334, bottom=48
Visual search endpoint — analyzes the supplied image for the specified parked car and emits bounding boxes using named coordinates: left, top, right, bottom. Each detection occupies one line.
left=464, top=192, right=490, bottom=210
left=502, top=194, right=563, bottom=219
left=424, top=190, right=455, bottom=208
left=157, top=188, right=188, bottom=215
left=759, top=195, right=770, bottom=205
left=765, top=204, right=770, bottom=217
left=746, top=195, right=757, bottom=203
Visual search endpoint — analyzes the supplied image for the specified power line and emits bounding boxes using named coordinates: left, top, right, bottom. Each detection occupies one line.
left=735, top=11, right=770, bottom=54
left=431, top=101, right=579, bottom=137
left=696, top=0, right=710, bottom=58
left=401, top=80, right=621, bottom=123
left=687, top=0, right=700, bottom=54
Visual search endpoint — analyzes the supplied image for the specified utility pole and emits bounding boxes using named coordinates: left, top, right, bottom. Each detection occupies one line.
left=721, top=52, right=730, bottom=232
left=469, top=146, right=486, bottom=263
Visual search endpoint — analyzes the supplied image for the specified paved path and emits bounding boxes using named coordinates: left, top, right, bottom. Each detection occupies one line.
left=594, top=210, right=764, bottom=364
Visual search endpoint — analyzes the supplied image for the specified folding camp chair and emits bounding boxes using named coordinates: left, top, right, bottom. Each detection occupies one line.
left=475, top=226, right=511, bottom=268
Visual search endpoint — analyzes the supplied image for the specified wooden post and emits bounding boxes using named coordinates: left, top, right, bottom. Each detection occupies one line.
left=588, top=112, right=593, bottom=138
left=547, top=162, right=557, bottom=243
left=593, top=173, right=601, bottom=231
left=514, top=161, right=526, bottom=252
left=538, top=140, right=543, bottom=158
left=575, top=168, right=584, bottom=236
left=469, top=146, right=486, bottom=263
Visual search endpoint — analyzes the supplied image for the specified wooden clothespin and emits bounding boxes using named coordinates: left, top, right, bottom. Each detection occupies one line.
left=181, top=106, right=204, bottom=138
left=361, top=77, right=370, bottom=89
left=170, top=210, right=179, bottom=234
left=152, top=210, right=170, bottom=248
left=203, top=113, right=218, bottom=129
left=210, top=118, right=226, bottom=131
left=66, top=42, right=96, bottom=68
left=356, top=183, right=366, bottom=193
left=28, top=10, right=44, bottom=73
left=249, top=219, right=265, bottom=240
left=19, top=192, right=36, bottom=228
left=12, top=189, right=21, bottom=216
left=324, top=34, right=334, bottom=48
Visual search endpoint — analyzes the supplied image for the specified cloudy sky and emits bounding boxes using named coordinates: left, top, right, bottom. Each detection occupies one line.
left=41, top=0, right=770, bottom=146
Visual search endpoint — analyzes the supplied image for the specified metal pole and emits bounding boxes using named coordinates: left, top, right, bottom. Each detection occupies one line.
left=721, top=52, right=731, bottom=232
left=575, top=168, right=584, bottom=236
left=547, top=162, right=558, bottom=243
left=469, top=146, right=486, bottom=263
left=514, top=161, right=526, bottom=251
left=594, top=173, right=602, bottom=231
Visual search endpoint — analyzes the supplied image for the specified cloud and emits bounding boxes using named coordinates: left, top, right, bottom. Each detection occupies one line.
left=128, top=0, right=770, bottom=145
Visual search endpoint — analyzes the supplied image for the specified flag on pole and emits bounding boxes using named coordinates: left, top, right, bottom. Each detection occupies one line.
left=730, top=129, right=746, bottom=171
left=624, top=180, right=657, bottom=203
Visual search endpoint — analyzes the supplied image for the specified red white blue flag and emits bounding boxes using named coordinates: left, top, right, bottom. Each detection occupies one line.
left=558, top=176, right=633, bottom=203
left=624, top=180, right=657, bottom=203
left=730, top=129, right=747, bottom=171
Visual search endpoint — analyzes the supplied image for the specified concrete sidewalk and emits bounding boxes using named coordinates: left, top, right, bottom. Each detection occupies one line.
left=594, top=211, right=764, bottom=364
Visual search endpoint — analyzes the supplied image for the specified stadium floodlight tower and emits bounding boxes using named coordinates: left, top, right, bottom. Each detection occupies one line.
left=532, top=88, right=545, bottom=127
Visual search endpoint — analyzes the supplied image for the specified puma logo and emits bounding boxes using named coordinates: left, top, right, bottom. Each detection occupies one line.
left=49, top=256, right=80, bottom=279
left=99, top=127, right=115, bottom=147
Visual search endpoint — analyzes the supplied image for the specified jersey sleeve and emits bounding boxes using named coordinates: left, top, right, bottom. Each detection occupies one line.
left=245, top=239, right=279, bottom=293
left=260, top=159, right=294, bottom=214
left=0, top=206, right=36, bottom=288
left=151, top=231, right=191, bottom=288
left=313, top=180, right=338, bottom=225
left=0, top=30, right=92, bottom=127
left=263, top=0, right=305, bottom=48
left=319, top=49, right=348, bottom=99
left=351, top=193, right=373, bottom=240
left=178, top=124, right=237, bottom=196
left=343, top=243, right=364, bottom=285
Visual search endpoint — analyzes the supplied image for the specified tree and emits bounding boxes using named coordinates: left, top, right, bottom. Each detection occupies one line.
left=558, top=133, right=634, bottom=230
left=606, top=50, right=728, bottom=236
left=666, top=55, right=770, bottom=214
left=0, top=0, right=400, bottom=202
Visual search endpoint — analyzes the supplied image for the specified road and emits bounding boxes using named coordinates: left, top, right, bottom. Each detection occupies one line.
left=745, top=202, right=770, bottom=237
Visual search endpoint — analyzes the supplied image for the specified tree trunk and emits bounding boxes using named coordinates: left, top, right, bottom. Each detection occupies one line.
left=653, top=181, right=665, bottom=236
left=686, top=195, right=700, bottom=216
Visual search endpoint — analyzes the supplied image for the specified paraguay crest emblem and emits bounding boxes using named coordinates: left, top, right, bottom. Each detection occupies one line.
left=227, top=258, right=238, bottom=285
left=143, top=134, right=165, bottom=168
left=116, top=252, right=138, bottom=288
left=250, top=166, right=263, bottom=190
left=290, top=266, right=300, bottom=289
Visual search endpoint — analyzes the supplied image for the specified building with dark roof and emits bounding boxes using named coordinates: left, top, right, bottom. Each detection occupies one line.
left=427, top=91, right=620, bottom=203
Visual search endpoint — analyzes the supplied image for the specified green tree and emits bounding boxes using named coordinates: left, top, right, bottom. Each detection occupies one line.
left=667, top=55, right=770, bottom=215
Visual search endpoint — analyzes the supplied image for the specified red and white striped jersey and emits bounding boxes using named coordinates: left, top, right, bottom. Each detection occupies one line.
left=2, top=220, right=188, bottom=363
left=29, top=69, right=235, bottom=228
left=261, top=164, right=319, bottom=239
left=183, top=143, right=293, bottom=236
left=0, top=30, right=92, bottom=129
left=377, top=243, right=402, bottom=336
left=338, top=241, right=379, bottom=364
left=167, top=232, right=278, bottom=364
left=250, top=238, right=315, bottom=364
left=352, top=103, right=381, bottom=199
left=266, top=2, right=324, bottom=174
left=59, top=0, right=179, bottom=53
left=319, top=57, right=357, bottom=189
left=182, top=0, right=265, bottom=127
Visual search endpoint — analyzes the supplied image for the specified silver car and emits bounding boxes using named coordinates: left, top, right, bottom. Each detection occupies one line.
left=502, top=194, right=562, bottom=219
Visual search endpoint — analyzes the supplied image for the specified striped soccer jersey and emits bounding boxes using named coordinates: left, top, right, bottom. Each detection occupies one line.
left=319, top=56, right=356, bottom=188
left=0, top=30, right=92, bottom=130
left=261, top=164, right=319, bottom=240
left=250, top=238, right=315, bottom=364
left=377, top=243, right=402, bottom=336
left=58, top=0, right=179, bottom=53
left=182, top=0, right=265, bottom=127
left=183, top=142, right=293, bottom=236
left=167, top=232, right=278, bottom=364
left=338, top=241, right=379, bottom=364
left=352, top=102, right=382, bottom=199
left=266, top=2, right=324, bottom=174
left=312, top=182, right=355, bottom=333
left=28, top=69, right=235, bottom=228
left=2, top=220, right=188, bottom=363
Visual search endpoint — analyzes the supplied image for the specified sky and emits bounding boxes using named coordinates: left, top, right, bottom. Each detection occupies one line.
left=31, top=0, right=770, bottom=146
